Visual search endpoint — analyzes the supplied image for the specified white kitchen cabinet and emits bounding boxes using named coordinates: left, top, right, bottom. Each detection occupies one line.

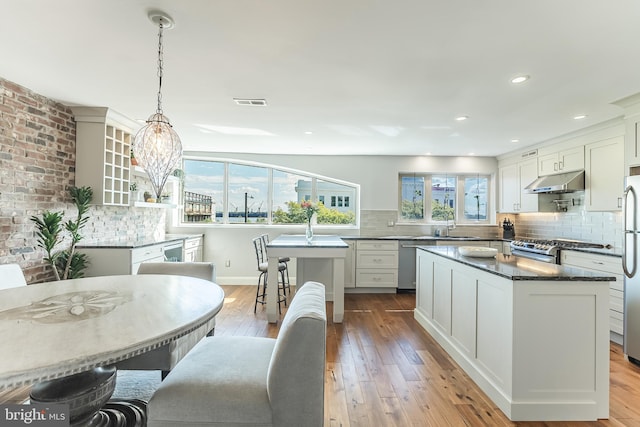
left=184, top=236, right=204, bottom=262
left=72, top=106, right=139, bottom=206
left=79, top=243, right=169, bottom=276
left=355, top=240, right=398, bottom=288
left=612, top=93, right=640, bottom=171
left=584, top=136, right=624, bottom=211
left=561, top=250, right=624, bottom=340
left=538, top=146, right=584, bottom=176
left=343, top=240, right=356, bottom=288
left=415, top=248, right=610, bottom=421
left=499, top=158, right=538, bottom=213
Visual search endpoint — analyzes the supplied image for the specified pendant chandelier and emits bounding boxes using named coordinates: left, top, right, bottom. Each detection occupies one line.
left=133, top=11, right=182, bottom=201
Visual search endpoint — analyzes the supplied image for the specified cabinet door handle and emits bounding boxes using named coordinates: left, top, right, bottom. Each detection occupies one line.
left=554, top=162, right=559, bottom=171
left=618, top=197, right=623, bottom=209
left=558, top=161, right=564, bottom=170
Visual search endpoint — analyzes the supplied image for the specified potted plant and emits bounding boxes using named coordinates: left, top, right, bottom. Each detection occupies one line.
left=30, top=186, right=93, bottom=280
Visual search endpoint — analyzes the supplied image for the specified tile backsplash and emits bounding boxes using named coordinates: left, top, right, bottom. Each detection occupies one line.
left=360, top=210, right=500, bottom=238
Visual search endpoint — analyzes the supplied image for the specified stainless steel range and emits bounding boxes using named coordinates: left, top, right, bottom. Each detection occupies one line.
left=509, top=238, right=610, bottom=264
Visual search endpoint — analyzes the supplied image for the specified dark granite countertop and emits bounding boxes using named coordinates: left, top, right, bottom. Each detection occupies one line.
left=341, top=235, right=505, bottom=241
left=77, top=234, right=203, bottom=249
left=420, top=246, right=615, bottom=281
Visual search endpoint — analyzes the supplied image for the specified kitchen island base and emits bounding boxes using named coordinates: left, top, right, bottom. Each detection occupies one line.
left=415, top=247, right=610, bottom=421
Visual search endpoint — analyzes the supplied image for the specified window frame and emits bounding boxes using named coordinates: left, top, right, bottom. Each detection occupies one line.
left=176, top=156, right=360, bottom=228
left=398, top=172, right=492, bottom=225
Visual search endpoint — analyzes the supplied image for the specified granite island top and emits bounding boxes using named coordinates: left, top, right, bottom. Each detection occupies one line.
left=420, top=245, right=616, bottom=281
left=76, top=234, right=203, bottom=249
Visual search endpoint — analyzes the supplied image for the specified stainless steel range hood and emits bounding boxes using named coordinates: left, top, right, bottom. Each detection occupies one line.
left=524, top=170, right=585, bottom=194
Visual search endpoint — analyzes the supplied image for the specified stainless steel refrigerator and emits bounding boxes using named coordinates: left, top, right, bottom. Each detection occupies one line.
left=623, top=175, right=640, bottom=364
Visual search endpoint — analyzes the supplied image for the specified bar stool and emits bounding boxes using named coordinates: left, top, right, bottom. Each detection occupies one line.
left=253, top=236, right=287, bottom=313
left=261, top=234, right=291, bottom=297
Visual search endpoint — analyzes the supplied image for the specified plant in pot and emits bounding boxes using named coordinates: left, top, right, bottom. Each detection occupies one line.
left=30, top=186, right=93, bottom=280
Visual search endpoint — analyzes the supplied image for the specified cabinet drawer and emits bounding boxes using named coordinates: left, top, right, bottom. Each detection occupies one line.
left=610, top=289, right=624, bottom=313
left=357, top=251, right=398, bottom=268
left=132, top=245, right=165, bottom=263
left=561, top=251, right=621, bottom=274
left=356, top=240, right=398, bottom=251
left=610, top=310, right=624, bottom=335
left=185, top=237, right=202, bottom=250
left=356, top=270, right=398, bottom=287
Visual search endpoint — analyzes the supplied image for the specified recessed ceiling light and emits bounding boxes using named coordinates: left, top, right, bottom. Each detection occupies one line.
left=455, top=116, right=468, bottom=121
left=573, top=114, right=587, bottom=120
left=511, top=139, right=519, bottom=143
left=304, top=131, right=313, bottom=135
left=511, top=75, right=529, bottom=84
left=425, top=152, right=432, bottom=156
left=468, top=152, right=475, bottom=156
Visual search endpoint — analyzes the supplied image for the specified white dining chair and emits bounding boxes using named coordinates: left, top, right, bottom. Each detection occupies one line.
left=117, top=262, right=218, bottom=377
left=0, top=264, right=27, bottom=290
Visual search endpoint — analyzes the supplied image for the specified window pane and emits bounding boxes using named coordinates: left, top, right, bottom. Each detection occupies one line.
left=316, top=179, right=356, bottom=225
left=228, top=163, right=268, bottom=223
left=431, top=175, right=456, bottom=221
left=400, top=175, right=424, bottom=220
left=183, top=159, right=223, bottom=223
left=463, top=176, right=488, bottom=220
left=272, top=170, right=310, bottom=224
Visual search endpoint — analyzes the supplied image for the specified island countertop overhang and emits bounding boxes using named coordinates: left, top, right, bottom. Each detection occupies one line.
left=418, top=245, right=615, bottom=282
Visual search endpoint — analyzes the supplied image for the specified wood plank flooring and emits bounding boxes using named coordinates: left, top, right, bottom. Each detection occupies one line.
left=3, top=285, right=640, bottom=426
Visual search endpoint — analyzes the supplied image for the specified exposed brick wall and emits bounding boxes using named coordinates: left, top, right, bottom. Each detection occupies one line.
left=0, top=78, right=76, bottom=283
left=0, top=77, right=166, bottom=283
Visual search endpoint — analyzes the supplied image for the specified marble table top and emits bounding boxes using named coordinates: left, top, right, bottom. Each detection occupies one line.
left=0, top=275, right=224, bottom=390
left=268, top=234, right=348, bottom=249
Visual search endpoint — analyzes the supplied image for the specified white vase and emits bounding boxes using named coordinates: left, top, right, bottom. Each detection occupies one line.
left=305, top=221, right=313, bottom=243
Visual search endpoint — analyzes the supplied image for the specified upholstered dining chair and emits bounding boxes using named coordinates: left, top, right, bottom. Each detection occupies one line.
left=116, top=262, right=217, bottom=376
left=147, top=281, right=327, bottom=427
left=0, top=264, right=27, bottom=290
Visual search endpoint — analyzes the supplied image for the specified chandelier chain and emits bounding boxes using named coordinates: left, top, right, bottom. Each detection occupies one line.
left=156, top=20, right=164, bottom=115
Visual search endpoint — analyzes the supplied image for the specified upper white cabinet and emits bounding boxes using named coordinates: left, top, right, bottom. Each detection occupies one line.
left=584, top=136, right=624, bottom=211
left=72, top=107, right=139, bottom=206
left=498, top=157, right=538, bottom=213
left=537, top=146, right=584, bottom=176
left=613, top=93, right=640, bottom=171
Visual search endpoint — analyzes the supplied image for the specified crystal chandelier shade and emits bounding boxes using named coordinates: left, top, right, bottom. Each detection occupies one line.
left=133, top=11, right=182, bottom=201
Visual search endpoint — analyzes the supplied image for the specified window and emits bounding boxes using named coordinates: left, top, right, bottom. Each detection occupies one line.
left=181, top=158, right=358, bottom=226
left=399, top=173, right=490, bottom=224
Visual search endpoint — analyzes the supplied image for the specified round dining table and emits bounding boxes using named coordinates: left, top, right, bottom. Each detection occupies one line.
left=0, top=274, right=225, bottom=426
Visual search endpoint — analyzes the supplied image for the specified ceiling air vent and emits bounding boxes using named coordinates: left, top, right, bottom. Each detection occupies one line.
left=233, top=98, right=267, bottom=106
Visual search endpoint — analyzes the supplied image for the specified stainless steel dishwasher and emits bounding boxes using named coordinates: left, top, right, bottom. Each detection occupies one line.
left=398, top=240, right=435, bottom=292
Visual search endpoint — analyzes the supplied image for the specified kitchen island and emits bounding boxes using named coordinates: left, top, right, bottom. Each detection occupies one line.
left=415, top=246, right=613, bottom=421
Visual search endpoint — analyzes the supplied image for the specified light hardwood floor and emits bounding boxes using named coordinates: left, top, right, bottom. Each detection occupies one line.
left=3, top=285, right=640, bottom=426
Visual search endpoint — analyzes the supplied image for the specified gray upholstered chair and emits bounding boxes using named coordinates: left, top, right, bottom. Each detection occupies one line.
left=147, top=281, right=327, bottom=427
left=0, top=264, right=27, bottom=290
left=116, top=262, right=217, bottom=374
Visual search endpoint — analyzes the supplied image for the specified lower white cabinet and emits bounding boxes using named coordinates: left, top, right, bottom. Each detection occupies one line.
left=79, top=243, right=168, bottom=276
left=561, top=250, right=624, bottom=337
left=355, top=240, right=398, bottom=288
left=184, top=236, right=204, bottom=262
left=344, top=240, right=356, bottom=288
left=415, top=248, right=610, bottom=421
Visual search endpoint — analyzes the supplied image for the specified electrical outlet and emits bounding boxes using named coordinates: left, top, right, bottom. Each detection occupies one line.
left=225, top=260, right=231, bottom=267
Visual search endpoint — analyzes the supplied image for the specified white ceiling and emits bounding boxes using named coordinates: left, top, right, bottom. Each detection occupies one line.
left=2, top=0, right=640, bottom=157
